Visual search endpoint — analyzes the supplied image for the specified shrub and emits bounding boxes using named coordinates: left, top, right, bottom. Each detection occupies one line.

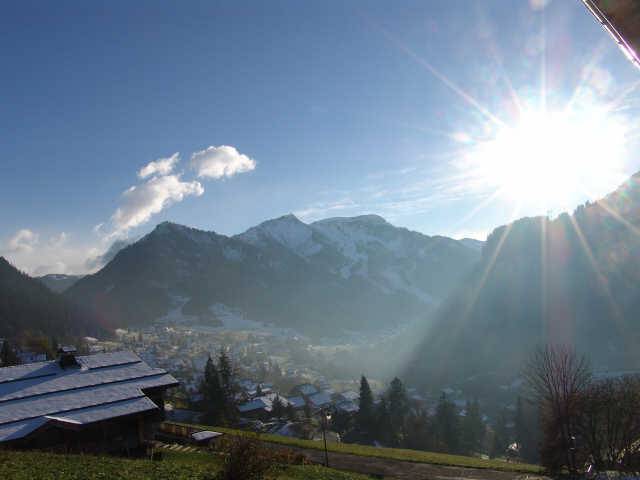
left=215, top=436, right=308, bottom=480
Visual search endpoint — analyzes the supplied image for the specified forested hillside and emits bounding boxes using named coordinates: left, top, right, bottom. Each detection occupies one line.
left=407, top=172, right=640, bottom=385
left=0, top=257, right=109, bottom=341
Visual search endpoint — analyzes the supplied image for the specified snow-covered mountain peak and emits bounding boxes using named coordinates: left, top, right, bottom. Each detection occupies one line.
left=312, top=214, right=389, bottom=227
left=237, top=214, right=321, bottom=256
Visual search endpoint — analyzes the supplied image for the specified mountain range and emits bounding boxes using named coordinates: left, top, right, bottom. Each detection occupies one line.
left=65, top=214, right=481, bottom=336
left=406, top=172, right=640, bottom=386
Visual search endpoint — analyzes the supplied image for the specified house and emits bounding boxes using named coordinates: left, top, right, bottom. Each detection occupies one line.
left=286, top=396, right=306, bottom=410
left=336, top=400, right=359, bottom=414
left=292, top=383, right=317, bottom=397
left=238, top=393, right=289, bottom=419
left=0, top=347, right=178, bottom=453
left=336, top=390, right=359, bottom=403
left=308, top=391, right=332, bottom=409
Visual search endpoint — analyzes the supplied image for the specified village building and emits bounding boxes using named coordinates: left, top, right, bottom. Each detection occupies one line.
left=0, top=348, right=178, bottom=453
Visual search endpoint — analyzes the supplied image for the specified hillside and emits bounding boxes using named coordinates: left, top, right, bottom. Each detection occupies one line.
left=0, top=449, right=370, bottom=480
left=66, top=215, right=481, bottom=337
left=0, top=257, right=108, bottom=341
left=406, top=172, right=640, bottom=385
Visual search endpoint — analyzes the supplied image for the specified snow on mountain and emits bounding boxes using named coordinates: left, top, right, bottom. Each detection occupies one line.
left=67, top=214, right=482, bottom=337
left=237, top=214, right=323, bottom=257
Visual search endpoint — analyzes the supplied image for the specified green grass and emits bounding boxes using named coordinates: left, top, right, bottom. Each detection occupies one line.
left=0, top=449, right=372, bottom=480
left=169, top=421, right=543, bottom=474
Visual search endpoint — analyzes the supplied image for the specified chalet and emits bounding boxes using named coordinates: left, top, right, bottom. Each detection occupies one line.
left=336, top=400, right=358, bottom=414
left=0, top=347, right=178, bottom=453
left=237, top=393, right=289, bottom=420
left=336, top=390, right=359, bottom=403
left=291, top=383, right=317, bottom=397
left=308, top=391, right=332, bottom=410
left=286, top=396, right=306, bottom=410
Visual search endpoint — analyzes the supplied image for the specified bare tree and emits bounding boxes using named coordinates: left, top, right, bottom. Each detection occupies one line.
left=577, top=376, right=640, bottom=472
left=523, top=345, right=591, bottom=474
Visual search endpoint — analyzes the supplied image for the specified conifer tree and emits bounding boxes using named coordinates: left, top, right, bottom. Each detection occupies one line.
left=434, top=393, right=459, bottom=453
left=1, top=339, right=19, bottom=367
left=461, top=399, right=484, bottom=454
left=387, top=377, right=409, bottom=446
left=200, top=356, right=224, bottom=424
left=375, top=397, right=394, bottom=446
left=218, top=350, right=237, bottom=424
left=272, top=395, right=286, bottom=419
left=357, top=375, right=374, bottom=438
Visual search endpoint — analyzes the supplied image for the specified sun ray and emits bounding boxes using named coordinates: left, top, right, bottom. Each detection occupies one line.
left=567, top=215, right=623, bottom=323
left=363, top=16, right=506, bottom=128
left=451, top=188, right=504, bottom=232
left=460, top=201, right=522, bottom=322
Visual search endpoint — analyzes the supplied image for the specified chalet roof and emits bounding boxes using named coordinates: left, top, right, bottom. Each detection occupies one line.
left=308, top=391, right=332, bottom=408
left=238, top=393, right=289, bottom=414
left=0, top=350, right=178, bottom=443
left=286, top=396, right=306, bottom=409
left=296, top=384, right=317, bottom=396
left=339, top=390, right=359, bottom=402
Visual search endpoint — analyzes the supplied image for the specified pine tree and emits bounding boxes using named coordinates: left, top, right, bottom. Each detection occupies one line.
left=434, top=393, right=459, bottom=453
left=357, top=375, right=374, bottom=439
left=200, top=356, right=224, bottom=424
left=0, top=339, right=19, bottom=367
left=286, top=403, right=296, bottom=421
left=461, top=399, right=484, bottom=454
left=387, top=377, right=409, bottom=446
left=217, top=350, right=237, bottom=424
left=491, top=407, right=509, bottom=458
left=272, top=395, right=286, bottom=419
left=375, top=397, right=393, bottom=446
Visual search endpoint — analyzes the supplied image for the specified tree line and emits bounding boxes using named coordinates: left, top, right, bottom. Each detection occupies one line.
left=349, top=375, right=492, bottom=456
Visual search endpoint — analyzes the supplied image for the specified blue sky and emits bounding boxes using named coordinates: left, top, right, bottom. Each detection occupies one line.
left=2, top=0, right=639, bottom=274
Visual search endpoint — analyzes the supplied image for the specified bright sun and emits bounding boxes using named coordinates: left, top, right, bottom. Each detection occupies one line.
left=467, top=103, right=628, bottom=210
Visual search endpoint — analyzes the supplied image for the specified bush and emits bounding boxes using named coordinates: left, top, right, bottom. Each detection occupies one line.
left=215, top=436, right=308, bottom=480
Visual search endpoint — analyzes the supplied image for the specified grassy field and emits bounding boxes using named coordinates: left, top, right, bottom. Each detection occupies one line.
left=0, top=449, right=371, bottom=480
left=169, top=422, right=544, bottom=474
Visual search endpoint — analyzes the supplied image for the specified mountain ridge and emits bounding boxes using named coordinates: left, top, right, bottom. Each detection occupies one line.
left=406, top=172, right=640, bottom=386
left=66, top=214, right=482, bottom=336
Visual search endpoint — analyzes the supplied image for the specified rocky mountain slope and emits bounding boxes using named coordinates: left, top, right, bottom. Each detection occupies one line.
left=406, top=172, right=640, bottom=385
left=66, top=215, right=481, bottom=336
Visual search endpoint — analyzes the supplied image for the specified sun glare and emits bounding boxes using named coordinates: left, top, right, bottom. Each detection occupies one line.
left=466, top=102, right=629, bottom=210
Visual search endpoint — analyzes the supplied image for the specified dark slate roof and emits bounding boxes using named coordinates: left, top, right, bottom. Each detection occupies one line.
left=0, top=351, right=178, bottom=443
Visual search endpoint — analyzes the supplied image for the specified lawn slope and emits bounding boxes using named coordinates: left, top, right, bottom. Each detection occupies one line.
left=0, top=450, right=370, bottom=480
left=169, top=422, right=543, bottom=474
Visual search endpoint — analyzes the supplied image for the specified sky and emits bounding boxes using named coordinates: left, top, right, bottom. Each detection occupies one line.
left=2, top=0, right=640, bottom=275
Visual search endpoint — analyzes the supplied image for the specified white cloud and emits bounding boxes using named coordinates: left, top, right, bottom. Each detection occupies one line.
left=191, top=145, right=256, bottom=179
left=48, top=232, right=68, bottom=249
left=110, top=174, right=204, bottom=237
left=138, top=152, right=180, bottom=179
left=7, top=229, right=39, bottom=253
left=2, top=229, right=97, bottom=275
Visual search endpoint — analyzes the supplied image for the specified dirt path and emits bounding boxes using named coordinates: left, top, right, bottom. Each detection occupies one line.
left=265, top=442, right=549, bottom=480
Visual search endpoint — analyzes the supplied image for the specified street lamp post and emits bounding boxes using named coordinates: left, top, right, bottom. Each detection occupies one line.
left=320, top=408, right=332, bottom=467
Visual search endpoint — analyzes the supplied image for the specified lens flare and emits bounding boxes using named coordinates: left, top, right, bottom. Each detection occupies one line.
left=464, top=100, right=629, bottom=210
